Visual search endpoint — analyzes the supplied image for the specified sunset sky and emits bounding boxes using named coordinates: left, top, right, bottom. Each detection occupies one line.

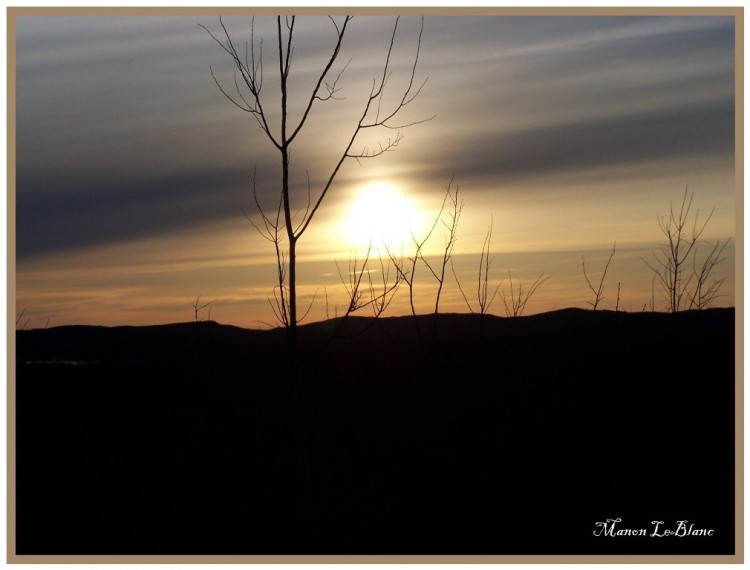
left=14, top=11, right=737, bottom=328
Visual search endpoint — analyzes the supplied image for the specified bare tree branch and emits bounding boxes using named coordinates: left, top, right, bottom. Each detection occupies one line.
left=476, top=217, right=501, bottom=315
left=643, top=187, right=728, bottom=312
left=500, top=270, right=548, bottom=318
left=296, top=17, right=431, bottom=240
left=582, top=242, right=616, bottom=310
left=192, top=295, right=216, bottom=322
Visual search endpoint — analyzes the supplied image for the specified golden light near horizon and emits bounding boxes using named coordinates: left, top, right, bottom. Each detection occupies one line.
left=339, top=182, right=428, bottom=252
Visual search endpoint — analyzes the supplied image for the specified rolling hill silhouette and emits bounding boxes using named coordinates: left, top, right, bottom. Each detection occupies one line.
left=16, top=308, right=735, bottom=555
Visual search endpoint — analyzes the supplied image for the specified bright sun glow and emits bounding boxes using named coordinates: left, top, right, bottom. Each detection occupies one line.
left=340, top=183, right=426, bottom=251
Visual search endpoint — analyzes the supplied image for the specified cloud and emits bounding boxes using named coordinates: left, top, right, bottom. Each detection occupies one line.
left=17, top=166, right=253, bottom=257
left=14, top=14, right=736, bottom=261
left=422, top=97, right=734, bottom=188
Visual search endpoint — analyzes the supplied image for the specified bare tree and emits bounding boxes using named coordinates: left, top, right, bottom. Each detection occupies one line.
left=202, top=16, right=430, bottom=348
left=367, top=254, right=403, bottom=318
left=319, top=244, right=403, bottom=340
left=420, top=180, right=462, bottom=316
left=192, top=295, right=216, bottom=322
left=615, top=282, right=621, bottom=312
left=582, top=242, right=616, bottom=310
left=499, top=270, right=548, bottom=318
left=649, top=273, right=657, bottom=312
left=385, top=180, right=461, bottom=340
left=16, top=307, right=30, bottom=331
left=453, top=216, right=501, bottom=315
left=335, top=244, right=401, bottom=319
left=688, top=238, right=729, bottom=310
left=643, top=187, right=729, bottom=312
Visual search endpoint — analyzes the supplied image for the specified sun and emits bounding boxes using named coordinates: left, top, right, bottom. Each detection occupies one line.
left=340, top=182, right=426, bottom=251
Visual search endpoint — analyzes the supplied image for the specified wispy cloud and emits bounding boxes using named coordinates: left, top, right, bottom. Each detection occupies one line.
left=14, top=13, right=737, bottom=325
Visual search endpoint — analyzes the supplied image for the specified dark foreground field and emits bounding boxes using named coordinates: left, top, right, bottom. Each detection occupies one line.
left=15, top=308, right=735, bottom=555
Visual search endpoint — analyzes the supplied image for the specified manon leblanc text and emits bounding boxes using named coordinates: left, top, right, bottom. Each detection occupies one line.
left=593, top=518, right=715, bottom=538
